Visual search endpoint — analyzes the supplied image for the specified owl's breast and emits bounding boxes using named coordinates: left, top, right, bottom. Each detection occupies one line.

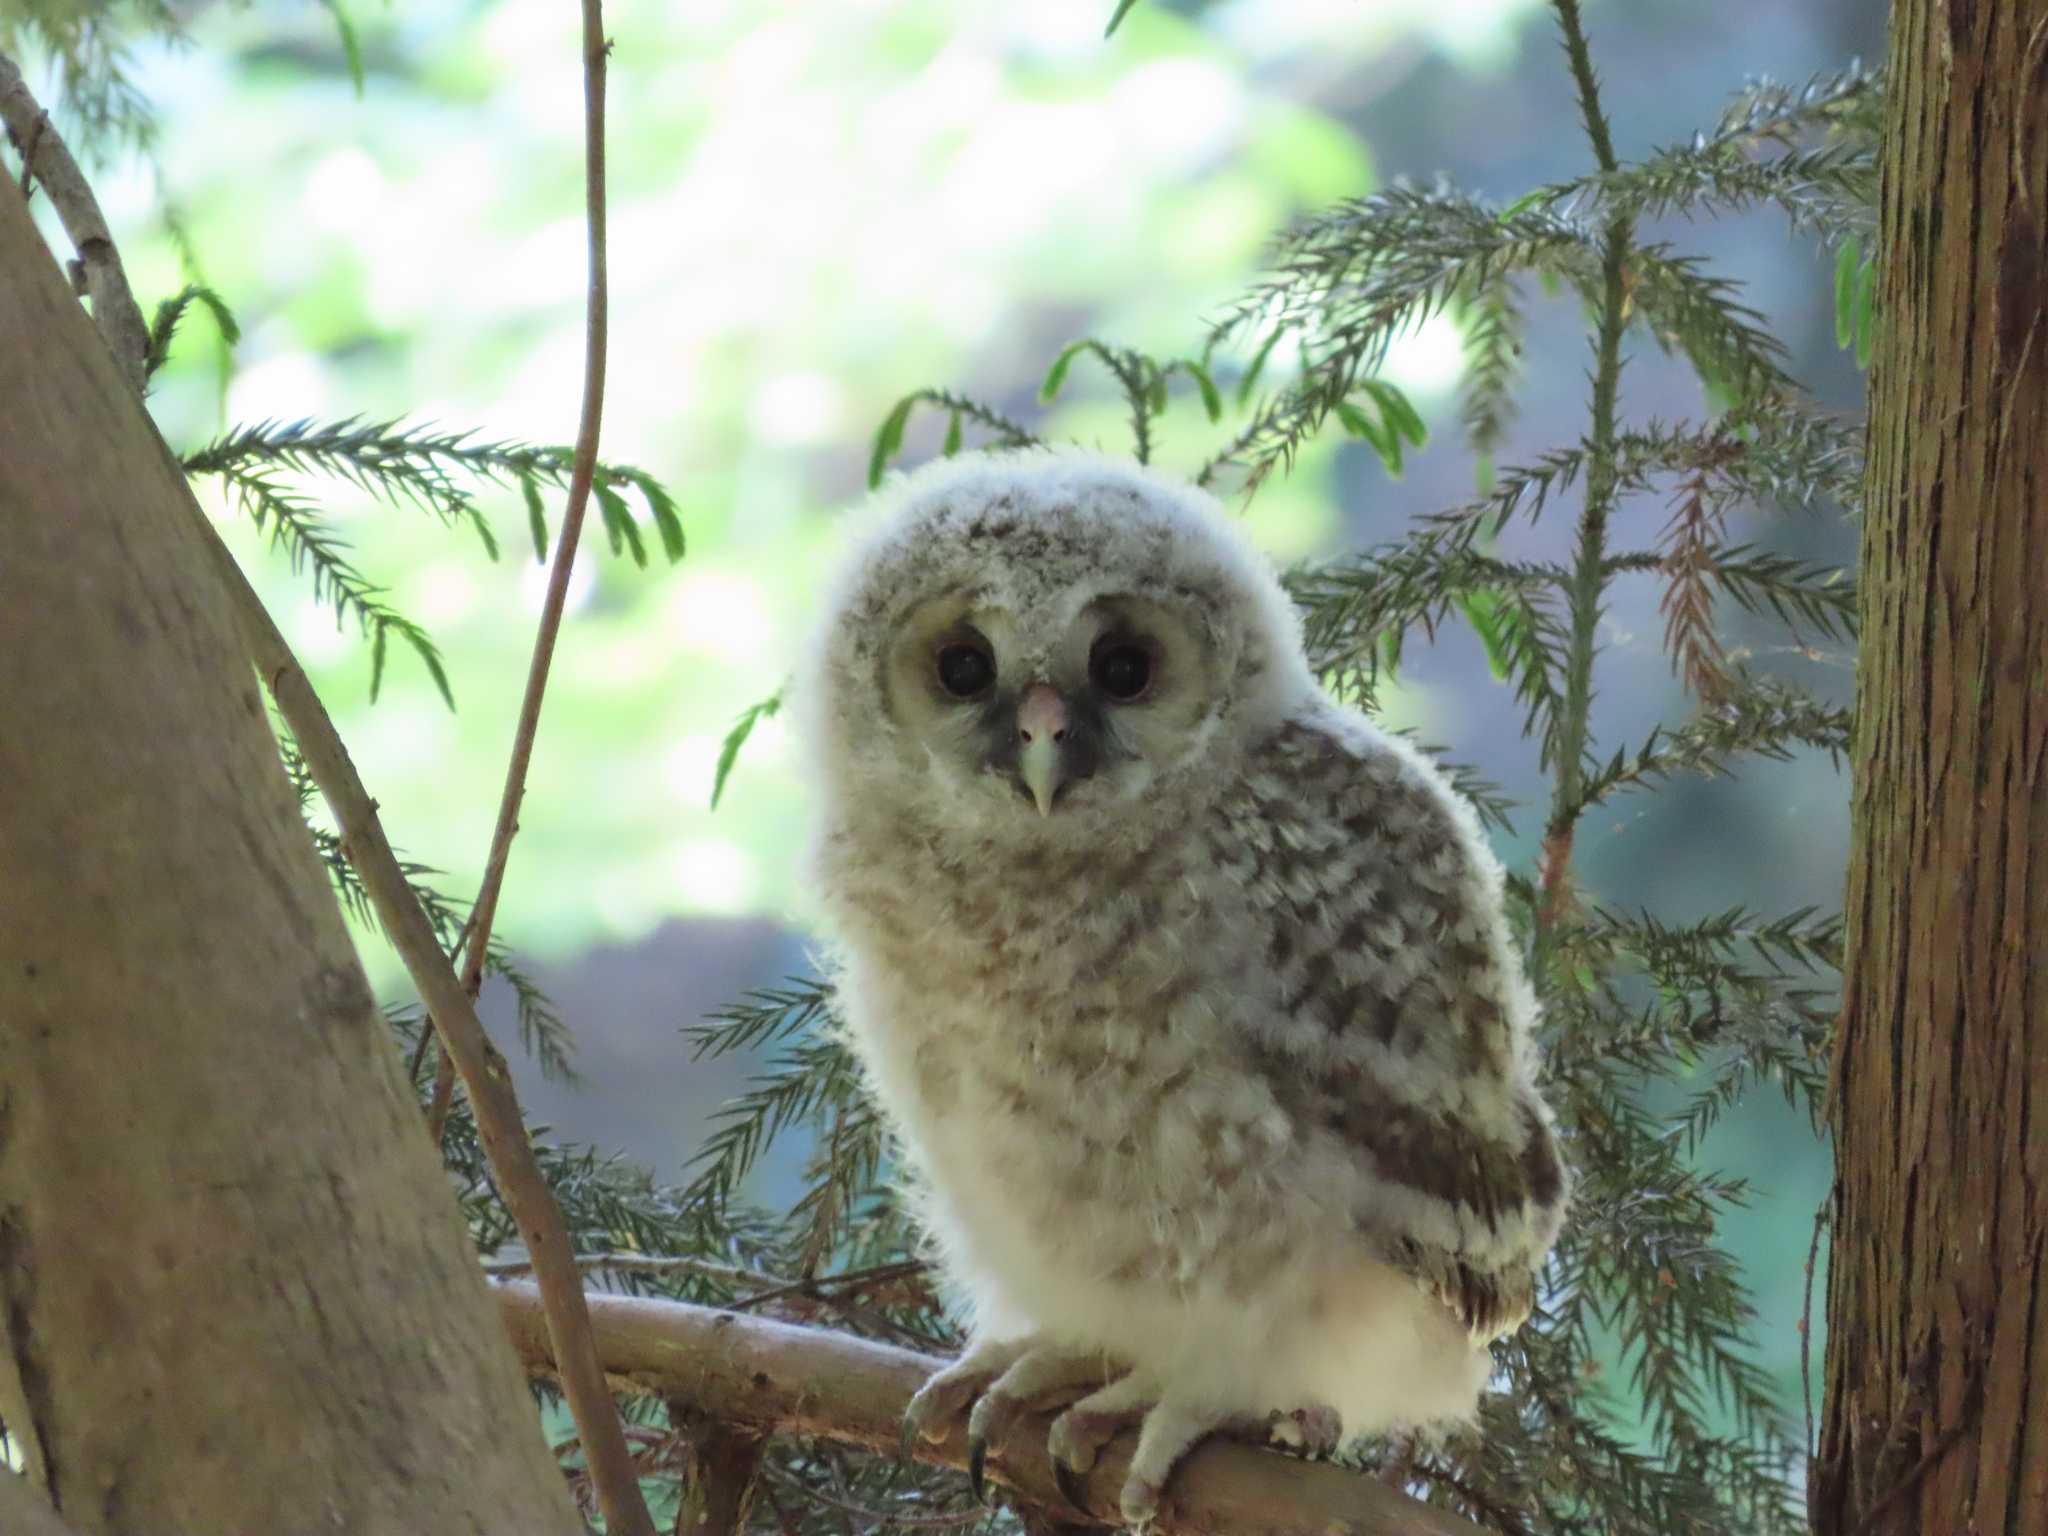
left=823, top=822, right=1323, bottom=1304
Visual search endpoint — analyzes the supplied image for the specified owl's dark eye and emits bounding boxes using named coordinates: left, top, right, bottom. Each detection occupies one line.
left=1090, top=638, right=1153, bottom=702
left=936, top=642, right=996, bottom=699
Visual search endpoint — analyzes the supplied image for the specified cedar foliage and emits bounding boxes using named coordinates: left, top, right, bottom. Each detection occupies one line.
left=3, top=1, right=1873, bottom=1531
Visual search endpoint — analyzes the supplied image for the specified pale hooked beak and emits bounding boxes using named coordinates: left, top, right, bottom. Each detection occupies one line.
left=1016, top=683, right=1069, bottom=817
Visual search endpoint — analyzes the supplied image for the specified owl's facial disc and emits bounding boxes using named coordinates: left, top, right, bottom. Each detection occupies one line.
left=880, top=587, right=1217, bottom=825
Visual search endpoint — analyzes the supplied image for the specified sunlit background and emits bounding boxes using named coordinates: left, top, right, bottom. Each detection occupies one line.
left=42, top=0, right=1879, bottom=1431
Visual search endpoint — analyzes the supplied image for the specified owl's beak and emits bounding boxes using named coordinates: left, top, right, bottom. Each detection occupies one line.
left=1015, top=683, right=1069, bottom=817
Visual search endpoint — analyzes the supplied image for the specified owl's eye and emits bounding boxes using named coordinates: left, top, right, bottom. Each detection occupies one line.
left=935, top=642, right=996, bottom=699
left=1090, top=638, right=1153, bottom=702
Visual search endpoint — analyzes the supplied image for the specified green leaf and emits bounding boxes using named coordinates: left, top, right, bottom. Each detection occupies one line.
left=1335, top=400, right=1402, bottom=475
left=194, top=287, right=242, bottom=347
left=520, top=475, right=548, bottom=562
left=868, top=395, right=918, bottom=489
left=942, top=410, right=963, bottom=457
left=1853, top=254, right=1877, bottom=368
left=1380, top=624, right=1404, bottom=680
left=712, top=693, right=783, bottom=810
left=1832, top=239, right=1859, bottom=351
left=1458, top=588, right=1519, bottom=681
left=1182, top=358, right=1223, bottom=421
left=408, top=628, right=455, bottom=711
left=594, top=480, right=646, bottom=567
left=1104, top=0, right=1142, bottom=36
left=622, top=468, right=685, bottom=563
left=1040, top=341, right=1089, bottom=403
left=145, top=284, right=241, bottom=378
left=369, top=620, right=389, bottom=703
left=1361, top=379, right=1428, bottom=446
left=1238, top=328, right=1283, bottom=406
left=318, top=0, right=365, bottom=95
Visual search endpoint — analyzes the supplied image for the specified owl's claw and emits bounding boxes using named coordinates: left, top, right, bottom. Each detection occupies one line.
left=900, top=1338, right=1026, bottom=1461
left=967, top=1433, right=990, bottom=1504
left=1051, top=1454, right=1093, bottom=1514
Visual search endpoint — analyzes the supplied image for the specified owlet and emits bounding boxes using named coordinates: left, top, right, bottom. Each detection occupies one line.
left=791, top=448, right=1566, bottom=1525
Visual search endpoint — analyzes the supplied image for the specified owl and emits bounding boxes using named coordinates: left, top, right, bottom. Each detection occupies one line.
left=790, top=448, right=1567, bottom=1526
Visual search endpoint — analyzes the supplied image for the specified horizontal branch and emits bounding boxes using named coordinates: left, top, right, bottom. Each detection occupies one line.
left=0, top=49, right=150, bottom=391
left=492, top=1281, right=1487, bottom=1536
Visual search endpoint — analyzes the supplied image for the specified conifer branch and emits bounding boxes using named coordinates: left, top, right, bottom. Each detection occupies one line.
left=181, top=416, right=684, bottom=567
left=0, top=48, right=149, bottom=390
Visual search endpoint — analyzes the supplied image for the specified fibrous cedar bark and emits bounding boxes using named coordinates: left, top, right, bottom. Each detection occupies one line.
left=0, top=180, right=581, bottom=1534
left=1816, top=2, right=2048, bottom=1533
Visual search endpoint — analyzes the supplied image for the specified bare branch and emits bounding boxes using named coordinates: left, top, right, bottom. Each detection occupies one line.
left=458, top=0, right=617, bottom=1008
left=0, top=50, right=149, bottom=391
left=492, top=1282, right=1490, bottom=1536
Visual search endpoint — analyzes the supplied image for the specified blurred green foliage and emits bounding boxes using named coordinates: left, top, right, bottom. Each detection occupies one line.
left=66, top=0, right=1553, bottom=971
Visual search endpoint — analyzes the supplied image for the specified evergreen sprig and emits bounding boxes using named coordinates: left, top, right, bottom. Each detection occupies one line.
left=285, top=744, right=579, bottom=1081
left=182, top=415, right=685, bottom=567
left=217, top=463, right=454, bottom=705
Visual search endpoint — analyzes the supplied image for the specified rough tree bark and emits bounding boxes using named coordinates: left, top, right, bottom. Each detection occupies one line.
left=0, top=181, right=581, bottom=1533
left=1816, top=3, right=2048, bottom=1534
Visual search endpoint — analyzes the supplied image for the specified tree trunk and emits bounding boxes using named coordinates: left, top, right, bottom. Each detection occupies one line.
left=0, top=182, right=581, bottom=1533
left=1816, top=3, right=2048, bottom=1534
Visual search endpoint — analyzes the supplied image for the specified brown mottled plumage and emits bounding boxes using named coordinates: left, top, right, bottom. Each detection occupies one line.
left=792, top=449, right=1567, bottom=1525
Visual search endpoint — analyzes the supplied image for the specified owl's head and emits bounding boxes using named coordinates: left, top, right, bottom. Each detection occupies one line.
left=793, top=449, right=1315, bottom=846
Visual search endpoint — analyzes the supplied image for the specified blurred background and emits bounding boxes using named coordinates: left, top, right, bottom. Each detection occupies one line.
left=41, top=0, right=1875, bottom=1428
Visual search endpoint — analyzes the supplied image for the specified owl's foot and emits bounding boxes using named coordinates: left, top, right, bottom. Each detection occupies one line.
left=962, top=1343, right=1121, bottom=1501
left=1048, top=1385, right=1345, bottom=1527
left=903, top=1337, right=1029, bottom=1458
left=1046, top=1372, right=1156, bottom=1512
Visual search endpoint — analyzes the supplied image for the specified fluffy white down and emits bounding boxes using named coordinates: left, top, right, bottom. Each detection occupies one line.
left=793, top=448, right=1551, bottom=1444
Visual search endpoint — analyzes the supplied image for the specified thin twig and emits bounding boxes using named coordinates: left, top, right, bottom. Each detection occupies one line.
left=483, top=1253, right=781, bottom=1287
left=763, top=1467, right=986, bottom=1530
left=726, top=1259, right=931, bottom=1313
left=428, top=8, right=648, bottom=1525
left=0, top=50, right=151, bottom=391
left=457, top=3, right=615, bottom=1005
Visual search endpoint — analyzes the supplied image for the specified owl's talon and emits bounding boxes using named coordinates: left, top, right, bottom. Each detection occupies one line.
left=966, top=1434, right=990, bottom=1504
left=1052, top=1455, right=1092, bottom=1514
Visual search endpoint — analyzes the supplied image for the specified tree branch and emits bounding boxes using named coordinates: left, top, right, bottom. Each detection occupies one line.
left=456, top=0, right=614, bottom=1003
left=492, top=1282, right=1490, bottom=1536
left=671, top=1417, right=768, bottom=1536
left=0, top=50, right=149, bottom=391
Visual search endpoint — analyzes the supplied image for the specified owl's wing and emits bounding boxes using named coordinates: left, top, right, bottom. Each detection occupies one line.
left=1227, top=714, right=1568, bottom=1342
